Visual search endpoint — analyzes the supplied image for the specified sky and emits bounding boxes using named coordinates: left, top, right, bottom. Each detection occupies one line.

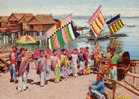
left=0, top=0, right=139, bottom=16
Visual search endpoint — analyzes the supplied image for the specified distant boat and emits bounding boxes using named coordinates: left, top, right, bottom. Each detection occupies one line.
left=126, top=24, right=136, bottom=27
left=88, top=32, right=127, bottom=41
left=76, top=26, right=89, bottom=31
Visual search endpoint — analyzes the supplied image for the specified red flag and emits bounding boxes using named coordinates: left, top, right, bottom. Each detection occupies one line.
left=61, top=14, right=72, bottom=26
left=65, top=14, right=72, bottom=23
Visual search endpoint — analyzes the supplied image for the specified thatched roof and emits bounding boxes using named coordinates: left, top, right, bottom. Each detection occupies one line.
left=19, top=14, right=34, bottom=23
left=8, top=13, right=33, bottom=22
left=0, top=16, right=9, bottom=22
left=29, top=14, right=56, bottom=25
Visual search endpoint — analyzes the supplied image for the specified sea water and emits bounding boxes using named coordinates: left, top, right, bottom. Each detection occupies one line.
left=72, top=16, right=139, bottom=60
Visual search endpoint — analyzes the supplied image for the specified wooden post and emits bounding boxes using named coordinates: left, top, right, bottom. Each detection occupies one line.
left=3, top=33, right=5, bottom=45
left=112, top=82, right=116, bottom=99
left=6, top=34, right=8, bottom=44
left=39, top=32, right=42, bottom=48
left=11, top=33, right=14, bottom=44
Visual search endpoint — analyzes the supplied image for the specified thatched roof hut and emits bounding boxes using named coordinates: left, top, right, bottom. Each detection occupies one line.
left=18, top=14, right=34, bottom=31
left=28, top=14, right=56, bottom=32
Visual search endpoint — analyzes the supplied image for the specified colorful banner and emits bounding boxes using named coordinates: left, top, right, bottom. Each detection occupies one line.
left=106, top=14, right=124, bottom=33
left=53, top=34, right=60, bottom=49
left=56, top=30, right=65, bottom=48
left=61, top=28, right=70, bottom=44
left=50, top=36, right=54, bottom=49
left=68, top=23, right=76, bottom=40
left=48, top=38, right=52, bottom=50
left=61, top=14, right=72, bottom=27
left=88, top=5, right=105, bottom=37
left=65, top=25, right=73, bottom=41
left=46, top=19, right=79, bottom=50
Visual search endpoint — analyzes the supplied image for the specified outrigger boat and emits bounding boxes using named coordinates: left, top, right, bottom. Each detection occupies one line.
left=76, top=25, right=127, bottom=41
left=88, top=32, right=127, bottom=41
left=83, top=6, right=125, bottom=42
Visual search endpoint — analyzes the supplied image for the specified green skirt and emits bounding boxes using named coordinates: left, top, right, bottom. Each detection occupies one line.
left=55, top=67, right=61, bottom=82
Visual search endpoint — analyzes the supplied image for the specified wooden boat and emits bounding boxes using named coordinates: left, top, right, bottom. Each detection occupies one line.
left=88, top=33, right=127, bottom=41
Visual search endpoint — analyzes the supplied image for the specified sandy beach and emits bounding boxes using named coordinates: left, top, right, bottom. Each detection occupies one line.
left=0, top=65, right=139, bottom=99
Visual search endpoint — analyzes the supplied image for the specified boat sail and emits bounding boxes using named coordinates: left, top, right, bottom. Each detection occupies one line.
left=86, top=6, right=126, bottom=41
left=106, top=14, right=125, bottom=35
left=88, top=5, right=105, bottom=39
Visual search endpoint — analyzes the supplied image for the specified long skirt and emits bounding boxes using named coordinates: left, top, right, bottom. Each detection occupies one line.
left=55, top=67, right=61, bottom=82
left=61, top=67, right=72, bottom=79
left=40, top=71, right=46, bottom=86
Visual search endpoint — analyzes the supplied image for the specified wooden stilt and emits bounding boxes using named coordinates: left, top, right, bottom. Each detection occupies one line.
left=112, top=84, right=116, bottom=99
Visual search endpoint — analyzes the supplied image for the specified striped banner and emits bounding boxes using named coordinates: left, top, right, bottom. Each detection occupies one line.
left=88, top=5, right=105, bottom=37
left=56, top=30, right=65, bottom=48
left=65, top=25, right=72, bottom=41
left=46, top=18, right=79, bottom=49
left=61, top=14, right=72, bottom=27
left=106, top=14, right=124, bottom=33
left=52, top=34, right=60, bottom=49
left=61, top=28, right=69, bottom=44
left=71, top=22, right=80, bottom=38
left=68, top=23, right=76, bottom=40
left=50, top=36, right=54, bottom=50
left=48, top=38, right=53, bottom=50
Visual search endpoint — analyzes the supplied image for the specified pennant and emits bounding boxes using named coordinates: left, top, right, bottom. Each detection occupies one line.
left=65, top=25, right=72, bottom=41
left=68, top=23, right=76, bottom=40
left=61, top=28, right=69, bottom=44
left=62, top=26, right=72, bottom=44
left=50, top=35, right=54, bottom=49
left=65, top=14, right=72, bottom=24
left=53, top=34, right=60, bottom=49
left=71, top=22, right=80, bottom=38
left=106, top=14, right=124, bottom=33
left=48, top=38, right=53, bottom=50
left=61, top=14, right=72, bottom=27
left=56, top=30, right=65, bottom=48
left=88, top=5, right=105, bottom=37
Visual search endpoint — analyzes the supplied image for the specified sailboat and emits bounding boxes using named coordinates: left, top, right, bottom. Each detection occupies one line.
left=86, top=6, right=127, bottom=41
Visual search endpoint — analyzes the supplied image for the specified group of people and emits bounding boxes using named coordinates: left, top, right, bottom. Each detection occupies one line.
left=9, top=46, right=94, bottom=91
left=88, top=43, right=131, bottom=99
left=8, top=43, right=131, bottom=98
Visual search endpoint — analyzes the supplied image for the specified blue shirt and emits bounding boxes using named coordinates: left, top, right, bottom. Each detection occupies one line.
left=91, top=80, right=105, bottom=94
